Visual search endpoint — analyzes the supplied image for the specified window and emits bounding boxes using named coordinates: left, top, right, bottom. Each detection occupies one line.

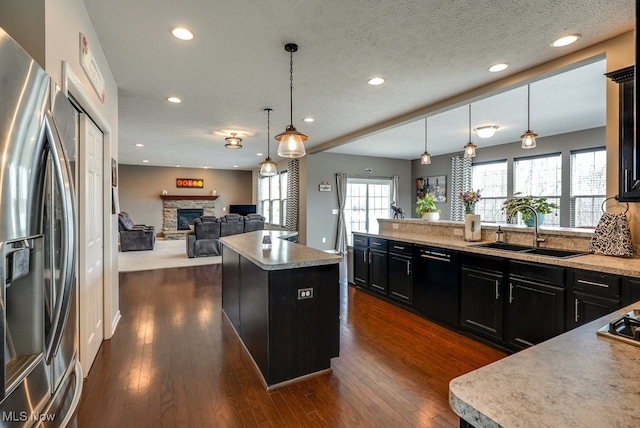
left=513, top=153, right=561, bottom=226
left=345, top=177, right=393, bottom=245
left=570, top=147, right=606, bottom=227
left=259, top=171, right=288, bottom=226
left=472, top=160, right=507, bottom=223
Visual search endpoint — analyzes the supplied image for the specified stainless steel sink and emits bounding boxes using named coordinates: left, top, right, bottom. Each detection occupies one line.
left=472, top=242, right=586, bottom=258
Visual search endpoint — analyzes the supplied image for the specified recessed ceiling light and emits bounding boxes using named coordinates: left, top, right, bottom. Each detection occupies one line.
left=303, top=117, right=314, bottom=123
left=175, top=164, right=180, bottom=167
left=233, top=165, right=239, bottom=168
left=552, top=34, right=580, bottom=47
left=171, top=27, right=194, bottom=41
left=488, top=63, right=509, bottom=73
left=167, top=97, right=182, bottom=103
left=367, top=77, right=385, bottom=86
left=256, top=152, right=264, bottom=156
left=135, top=143, right=144, bottom=147
left=142, top=160, right=149, bottom=163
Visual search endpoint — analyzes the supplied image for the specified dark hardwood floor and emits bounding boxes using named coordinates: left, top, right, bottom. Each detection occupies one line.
left=77, top=264, right=506, bottom=427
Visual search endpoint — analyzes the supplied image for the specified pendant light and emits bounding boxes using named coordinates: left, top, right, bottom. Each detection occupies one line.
left=420, top=117, right=431, bottom=165
left=275, top=43, right=308, bottom=158
left=463, top=104, right=477, bottom=158
left=225, top=132, right=242, bottom=149
left=259, top=108, right=278, bottom=176
left=521, top=84, right=538, bottom=149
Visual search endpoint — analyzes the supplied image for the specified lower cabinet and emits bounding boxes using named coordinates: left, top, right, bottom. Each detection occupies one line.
left=353, top=245, right=369, bottom=288
left=369, top=248, right=388, bottom=295
left=566, top=269, right=622, bottom=330
left=388, top=241, right=413, bottom=305
left=460, top=255, right=505, bottom=343
left=506, top=261, right=565, bottom=351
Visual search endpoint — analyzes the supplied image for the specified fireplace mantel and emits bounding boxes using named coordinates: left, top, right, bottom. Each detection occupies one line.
left=160, top=195, right=219, bottom=201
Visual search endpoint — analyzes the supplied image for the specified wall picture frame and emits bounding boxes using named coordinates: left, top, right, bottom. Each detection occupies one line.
left=416, top=175, right=447, bottom=202
left=176, top=178, right=204, bottom=188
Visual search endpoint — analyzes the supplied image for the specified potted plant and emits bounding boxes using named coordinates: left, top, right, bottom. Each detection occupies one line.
left=416, top=194, right=440, bottom=221
left=502, top=193, right=559, bottom=226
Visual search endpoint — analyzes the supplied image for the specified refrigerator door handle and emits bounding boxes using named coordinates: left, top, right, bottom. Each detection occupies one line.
left=42, top=113, right=76, bottom=365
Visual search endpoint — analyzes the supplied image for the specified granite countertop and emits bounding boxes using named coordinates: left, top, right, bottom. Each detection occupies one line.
left=355, top=230, right=640, bottom=277
left=220, top=230, right=341, bottom=271
left=449, top=303, right=640, bottom=427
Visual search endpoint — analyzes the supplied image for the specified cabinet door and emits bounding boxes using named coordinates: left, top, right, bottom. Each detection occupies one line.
left=353, top=246, right=369, bottom=288
left=369, top=249, right=388, bottom=294
left=507, top=278, right=564, bottom=350
left=388, top=254, right=412, bottom=304
left=623, top=277, right=640, bottom=305
left=460, top=267, right=504, bottom=342
left=567, top=291, right=621, bottom=329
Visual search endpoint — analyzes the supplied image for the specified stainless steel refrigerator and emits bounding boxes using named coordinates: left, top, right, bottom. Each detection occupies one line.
left=0, top=28, right=83, bottom=426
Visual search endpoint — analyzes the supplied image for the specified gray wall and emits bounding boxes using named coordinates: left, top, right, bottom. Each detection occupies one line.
left=0, top=0, right=46, bottom=67
left=117, top=164, right=253, bottom=233
left=411, top=127, right=606, bottom=225
left=302, top=152, right=412, bottom=250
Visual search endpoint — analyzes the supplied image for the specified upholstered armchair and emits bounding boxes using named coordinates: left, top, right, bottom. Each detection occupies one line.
left=220, top=214, right=244, bottom=236
left=118, top=212, right=156, bottom=252
left=186, top=216, right=221, bottom=258
left=243, top=214, right=265, bottom=232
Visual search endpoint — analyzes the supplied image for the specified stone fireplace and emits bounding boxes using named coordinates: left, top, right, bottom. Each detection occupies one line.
left=160, top=195, right=218, bottom=239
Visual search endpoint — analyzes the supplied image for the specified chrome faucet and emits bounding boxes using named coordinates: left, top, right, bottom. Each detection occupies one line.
left=507, top=204, right=546, bottom=248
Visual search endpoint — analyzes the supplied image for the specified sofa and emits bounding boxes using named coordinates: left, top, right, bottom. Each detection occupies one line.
left=118, top=212, right=156, bottom=252
left=186, top=214, right=266, bottom=258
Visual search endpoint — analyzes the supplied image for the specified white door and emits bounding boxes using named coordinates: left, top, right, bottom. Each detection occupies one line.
left=79, top=114, right=104, bottom=374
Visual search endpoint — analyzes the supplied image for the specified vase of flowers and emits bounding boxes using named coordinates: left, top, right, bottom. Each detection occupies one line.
left=459, top=189, right=482, bottom=241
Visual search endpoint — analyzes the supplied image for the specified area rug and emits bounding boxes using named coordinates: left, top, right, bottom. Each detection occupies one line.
left=118, top=239, right=221, bottom=272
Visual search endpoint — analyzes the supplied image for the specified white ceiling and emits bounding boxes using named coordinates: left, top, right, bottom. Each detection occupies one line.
left=82, top=0, right=634, bottom=169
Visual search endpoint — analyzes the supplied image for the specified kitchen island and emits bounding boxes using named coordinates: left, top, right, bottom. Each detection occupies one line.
left=449, top=302, right=640, bottom=427
left=220, top=231, right=341, bottom=389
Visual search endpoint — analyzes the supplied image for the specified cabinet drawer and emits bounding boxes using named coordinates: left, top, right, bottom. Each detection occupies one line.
left=388, top=240, right=412, bottom=256
left=353, top=234, right=368, bottom=247
left=369, top=237, right=388, bottom=250
left=509, top=260, right=565, bottom=287
left=572, top=270, right=620, bottom=298
left=462, top=253, right=504, bottom=274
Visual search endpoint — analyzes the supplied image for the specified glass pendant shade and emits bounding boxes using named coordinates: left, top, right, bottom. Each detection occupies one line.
left=421, top=151, right=432, bottom=164
left=260, top=108, right=278, bottom=176
left=463, top=142, right=477, bottom=158
left=225, top=132, right=242, bottom=149
left=521, top=130, right=538, bottom=149
left=522, top=84, right=537, bottom=149
left=276, top=125, right=307, bottom=158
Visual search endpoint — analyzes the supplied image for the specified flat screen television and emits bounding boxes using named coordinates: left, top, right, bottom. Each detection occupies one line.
left=229, top=204, right=257, bottom=216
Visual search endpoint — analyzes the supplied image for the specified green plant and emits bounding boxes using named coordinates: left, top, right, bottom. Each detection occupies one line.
left=502, top=193, right=559, bottom=221
left=415, top=194, right=440, bottom=216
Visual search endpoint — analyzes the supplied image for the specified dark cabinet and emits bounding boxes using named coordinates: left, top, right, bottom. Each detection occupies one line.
left=623, top=277, right=640, bottom=305
left=353, top=245, right=369, bottom=288
left=414, top=245, right=460, bottom=327
left=352, top=234, right=388, bottom=295
left=460, top=254, right=505, bottom=342
left=388, top=241, right=413, bottom=305
left=566, top=269, right=622, bottom=330
left=507, top=261, right=565, bottom=351
left=369, top=248, right=388, bottom=294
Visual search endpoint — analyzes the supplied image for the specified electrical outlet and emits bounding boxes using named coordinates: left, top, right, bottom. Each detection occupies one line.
left=332, top=208, right=339, bottom=215
left=222, top=206, right=226, bottom=212
left=322, top=237, right=326, bottom=243
left=454, top=229, right=463, bottom=236
left=392, top=223, right=399, bottom=229
left=297, top=287, right=314, bottom=300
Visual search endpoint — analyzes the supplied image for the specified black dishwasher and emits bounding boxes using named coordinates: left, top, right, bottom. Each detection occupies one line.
left=414, top=245, right=460, bottom=327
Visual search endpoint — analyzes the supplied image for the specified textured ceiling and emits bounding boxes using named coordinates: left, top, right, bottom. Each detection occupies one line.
left=82, top=0, right=634, bottom=169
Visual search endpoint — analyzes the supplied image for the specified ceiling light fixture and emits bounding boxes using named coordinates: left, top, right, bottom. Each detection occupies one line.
left=488, top=63, right=509, bottom=73
left=552, top=34, right=580, bottom=47
left=521, top=84, right=538, bottom=149
left=421, top=117, right=431, bottom=165
left=259, top=108, right=278, bottom=177
left=463, top=104, right=477, bottom=158
left=367, top=77, right=385, bottom=86
left=225, top=132, right=243, bottom=149
left=171, top=27, right=194, bottom=41
left=275, top=43, right=308, bottom=158
left=135, top=143, right=144, bottom=147
left=167, top=97, right=182, bottom=103
left=303, top=117, right=314, bottom=123
left=474, top=125, right=499, bottom=139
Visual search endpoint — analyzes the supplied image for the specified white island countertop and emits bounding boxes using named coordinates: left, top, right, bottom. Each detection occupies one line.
left=449, top=302, right=640, bottom=428
left=220, top=230, right=341, bottom=271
